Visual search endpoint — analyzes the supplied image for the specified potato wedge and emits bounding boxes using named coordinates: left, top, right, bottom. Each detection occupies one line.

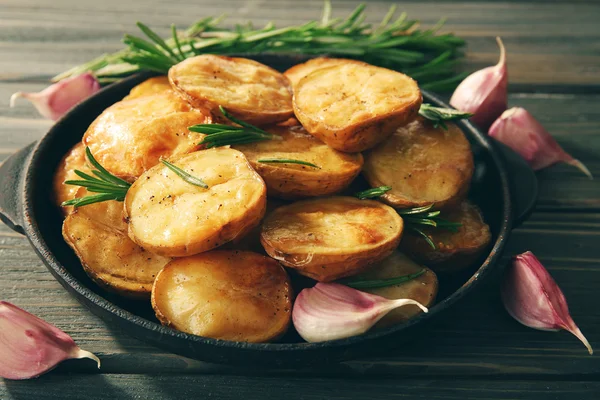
left=83, top=90, right=211, bottom=181
left=53, top=142, right=89, bottom=215
left=349, top=252, right=438, bottom=329
left=152, top=250, right=292, bottom=343
left=123, top=76, right=171, bottom=100
left=62, top=189, right=170, bottom=298
left=260, top=196, right=403, bottom=282
left=125, top=148, right=267, bottom=257
left=363, top=118, right=474, bottom=209
left=293, top=63, right=422, bottom=152
left=399, top=201, right=491, bottom=272
left=284, top=57, right=360, bottom=89
left=169, top=55, right=293, bottom=125
left=234, top=125, right=363, bottom=199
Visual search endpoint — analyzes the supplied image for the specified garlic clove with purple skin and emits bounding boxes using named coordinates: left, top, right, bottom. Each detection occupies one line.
left=292, top=283, right=428, bottom=343
left=0, top=301, right=101, bottom=380
left=501, top=251, right=593, bottom=355
left=450, top=37, right=508, bottom=130
left=489, top=107, right=592, bottom=178
left=10, top=73, right=100, bottom=121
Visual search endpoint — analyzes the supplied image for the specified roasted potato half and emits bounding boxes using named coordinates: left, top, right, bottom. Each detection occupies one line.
left=83, top=90, right=211, bottom=182
left=169, top=55, right=293, bottom=125
left=125, top=148, right=267, bottom=257
left=284, top=57, right=360, bottom=89
left=234, top=125, right=363, bottom=199
left=152, top=250, right=292, bottom=343
left=350, top=252, right=438, bottom=329
left=123, top=76, right=172, bottom=100
left=400, top=201, right=491, bottom=272
left=260, top=196, right=403, bottom=282
left=53, top=142, right=89, bottom=215
left=62, top=189, right=170, bottom=298
left=293, top=63, right=422, bottom=152
left=363, top=119, right=474, bottom=210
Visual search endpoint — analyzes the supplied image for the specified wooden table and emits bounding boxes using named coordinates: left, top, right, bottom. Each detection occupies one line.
left=1, top=1, right=599, bottom=398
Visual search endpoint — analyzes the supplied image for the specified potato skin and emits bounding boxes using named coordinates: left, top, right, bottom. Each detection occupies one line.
left=123, top=76, right=171, bottom=100
left=284, top=57, right=361, bottom=89
left=151, top=250, right=292, bottom=343
left=53, top=142, right=89, bottom=215
left=399, top=201, right=491, bottom=272
left=125, top=148, right=267, bottom=257
left=293, top=63, right=422, bottom=153
left=363, top=118, right=474, bottom=210
left=83, top=90, right=211, bottom=182
left=169, top=55, right=293, bottom=125
left=352, top=252, right=438, bottom=328
left=62, top=190, right=170, bottom=298
left=260, top=196, right=403, bottom=282
left=234, top=125, right=363, bottom=199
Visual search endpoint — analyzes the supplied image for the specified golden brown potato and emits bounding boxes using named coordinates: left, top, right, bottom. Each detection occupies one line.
left=400, top=201, right=491, bottom=272
left=83, top=90, right=211, bottom=182
left=293, top=63, right=422, bottom=152
left=169, top=55, right=293, bottom=125
left=284, top=57, right=360, bottom=89
left=260, top=196, right=403, bottom=282
left=53, top=142, right=89, bottom=215
left=350, top=252, right=438, bottom=329
left=151, top=250, right=292, bottom=342
left=363, top=118, right=474, bottom=210
left=125, top=148, right=267, bottom=257
left=234, top=125, right=363, bottom=199
left=123, top=76, right=171, bottom=100
left=62, top=189, right=170, bottom=298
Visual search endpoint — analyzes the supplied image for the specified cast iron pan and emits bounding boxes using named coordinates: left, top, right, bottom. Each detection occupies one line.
left=0, top=55, right=538, bottom=367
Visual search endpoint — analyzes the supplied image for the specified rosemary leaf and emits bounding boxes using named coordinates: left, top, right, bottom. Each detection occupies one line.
left=354, top=186, right=392, bottom=200
left=407, top=227, right=436, bottom=250
left=160, top=159, right=209, bottom=189
left=419, top=103, right=473, bottom=130
left=258, top=158, right=321, bottom=169
left=341, top=269, right=426, bottom=289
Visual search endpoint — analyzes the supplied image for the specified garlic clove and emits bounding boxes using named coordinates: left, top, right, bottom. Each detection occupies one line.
left=501, top=251, right=593, bottom=355
left=10, top=73, right=100, bottom=121
left=450, top=37, right=508, bottom=130
left=292, top=283, right=428, bottom=343
left=489, top=107, right=592, bottom=178
left=0, top=301, right=101, bottom=380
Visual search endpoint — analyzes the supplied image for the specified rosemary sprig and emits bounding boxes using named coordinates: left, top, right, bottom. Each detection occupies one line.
left=398, top=204, right=462, bottom=249
left=341, top=269, right=426, bottom=289
left=52, top=2, right=466, bottom=90
left=258, top=158, right=321, bottom=169
left=354, top=186, right=392, bottom=200
left=190, top=106, right=282, bottom=148
left=160, top=159, right=208, bottom=188
left=62, top=147, right=131, bottom=208
left=419, top=103, right=472, bottom=130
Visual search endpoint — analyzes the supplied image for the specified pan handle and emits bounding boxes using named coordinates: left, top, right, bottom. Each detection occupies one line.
left=493, top=140, right=538, bottom=227
left=0, top=142, right=36, bottom=235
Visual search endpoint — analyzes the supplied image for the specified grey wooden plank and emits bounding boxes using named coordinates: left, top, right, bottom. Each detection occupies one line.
left=2, top=374, right=600, bottom=400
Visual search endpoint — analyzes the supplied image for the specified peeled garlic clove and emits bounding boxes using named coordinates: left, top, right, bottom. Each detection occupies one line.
left=450, top=37, right=508, bottom=130
left=489, top=107, right=592, bottom=178
left=501, top=251, right=593, bottom=355
left=10, top=73, right=100, bottom=121
left=0, top=301, right=101, bottom=380
left=292, top=283, right=428, bottom=343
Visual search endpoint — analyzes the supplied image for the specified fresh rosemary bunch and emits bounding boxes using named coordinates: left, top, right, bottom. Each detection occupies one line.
left=419, top=103, right=473, bottom=130
left=62, top=147, right=132, bottom=208
left=398, top=204, right=462, bottom=249
left=53, top=2, right=465, bottom=90
left=190, top=106, right=282, bottom=148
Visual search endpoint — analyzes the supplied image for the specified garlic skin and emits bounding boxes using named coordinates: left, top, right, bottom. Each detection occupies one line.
left=501, top=251, right=593, bottom=355
left=0, top=301, right=101, bottom=380
left=292, top=283, right=428, bottom=343
left=489, top=107, right=592, bottom=178
left=450, top=37, right=507, bottom=130
left=10, top=73, right=100, bottom=121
